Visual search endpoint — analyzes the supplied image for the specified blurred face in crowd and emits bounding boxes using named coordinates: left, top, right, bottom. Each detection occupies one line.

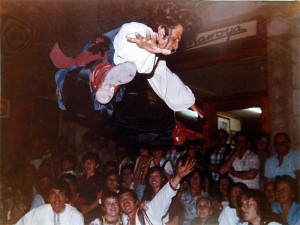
left=83, top=141, right=97, bottom=152
left=196, top=198, right=213, bottom=222
left=116, top=146, right=127, bottom=162
left=48, top=188, right=67, bottom=213
left=230, top=186, right=243, bottom=208
left=274, top=134, right=291, bottom=156
left=241, top=196, right=260, bottom=224
left=219, top=178, right=231, bottom=199
left=216, top=132, right=228, bottom=147
left=103, top=196, right=120, bottom=219
left=149, top=171, right=164, bottom=190
left=84, top=159, right=99, bottom=174
left=275, top=181, right=294, bottom=205
left=264, top=182, right=276, bottom=204
left=187, top=146, right=197, bottom=158
left=256, top=137, right=269, bottom=152
left=121, top=168, right=133, bottom=185
left=106, top=174, right=119, bottom=192
left=140, top=148, right=150, bottom=158
left=189, top=172, right=201, bottom=190
left=234, top=136, right=248, bottom=152
left=152, top=149, right=163, bottom=160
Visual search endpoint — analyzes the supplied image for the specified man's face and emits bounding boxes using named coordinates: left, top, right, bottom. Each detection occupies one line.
left=216, top=133, right=228, bottom=147
left=106, top=174, right=119, bottom=191
left=84, top=159, right=99, bottom=174
left=103, top=197, right=119, bottom=218
left=119, top=192, right=138, bottom=216
left=140, top=148, right=150, bottom=158
left=48, top=188, right=67, bottom=213
left=152, top=150, right=163, bottom=159
left=157, top=24, right=183, bottom=52
left=230, top=186, right=243, bottom=208
left=256, top=137, right=269, bottom=152
left=274, top=134, right=291, bottom=156
left=234, top=136, right=248, bottom=152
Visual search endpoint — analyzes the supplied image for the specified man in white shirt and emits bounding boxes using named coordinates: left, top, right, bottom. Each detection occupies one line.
left=51, top=6, right=204, bottom=120
left=220, top=131, right=260, bottom=190
left=119, top=158, right=195, bottom=225
left=16, top=180, right=84, bottom=225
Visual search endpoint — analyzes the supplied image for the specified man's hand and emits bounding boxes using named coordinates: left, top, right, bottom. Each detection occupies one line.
left=127, top=31, right=171, bottom=55
left=177, top=157, right=195, bottom=179
left=170, top=157, right=195, bottom=189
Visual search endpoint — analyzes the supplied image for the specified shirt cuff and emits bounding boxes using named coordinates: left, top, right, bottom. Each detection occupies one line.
left=169, top=179, right=180, bottom=191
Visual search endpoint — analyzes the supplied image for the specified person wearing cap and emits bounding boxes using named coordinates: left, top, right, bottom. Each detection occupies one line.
left=15, top=180, right=84, bottom=225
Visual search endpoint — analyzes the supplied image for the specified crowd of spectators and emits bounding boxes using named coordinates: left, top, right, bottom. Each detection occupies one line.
left=0, top=130, right=299, bottom=225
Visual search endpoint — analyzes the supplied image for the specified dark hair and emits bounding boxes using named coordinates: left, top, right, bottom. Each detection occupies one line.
left=227, top=182, right=248, bottom=208
left=213, top=129, right=229, bottom=140
left=49, top=180, right=72, bottom=200
left=105, top=171, right=120, bottom=181
left=120, top=164, right=134, bottom=175
left=219, top=175, right=234, bottom=192
left=185, top=169, right=202, bottom=186
left=238, top=189, right=284, bottom=224
left=233, top=131, right=250, bottom=143
left=62, top=154, right=78, bottom=168
left=118, top=188, right=139, bottom=203
left=219, top=175, right=234, bottom=185
left=82, top=152, right=100, bottom=165
left=103, top=160, right=119, bottom=174
left=147, top=2, right=197, bottom=36
left=256, top=132, right=270, bottom=143
left=142, top=166, right=168, bottom=201
left=59, top=173, right=77, bottom=184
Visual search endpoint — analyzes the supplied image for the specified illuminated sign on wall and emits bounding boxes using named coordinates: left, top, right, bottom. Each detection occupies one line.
left=184, top=20, right=257, bottom=50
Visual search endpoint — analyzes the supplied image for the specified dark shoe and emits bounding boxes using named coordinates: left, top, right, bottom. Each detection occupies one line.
left=92, top=62, right=136, bottom=104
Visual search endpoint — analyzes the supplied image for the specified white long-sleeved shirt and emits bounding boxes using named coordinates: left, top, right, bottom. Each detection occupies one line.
left=15, top=204, right=84, bottom=225
left=113, top=22, right=195, bottom=112
left=121, top=181, right=178, bottom=225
